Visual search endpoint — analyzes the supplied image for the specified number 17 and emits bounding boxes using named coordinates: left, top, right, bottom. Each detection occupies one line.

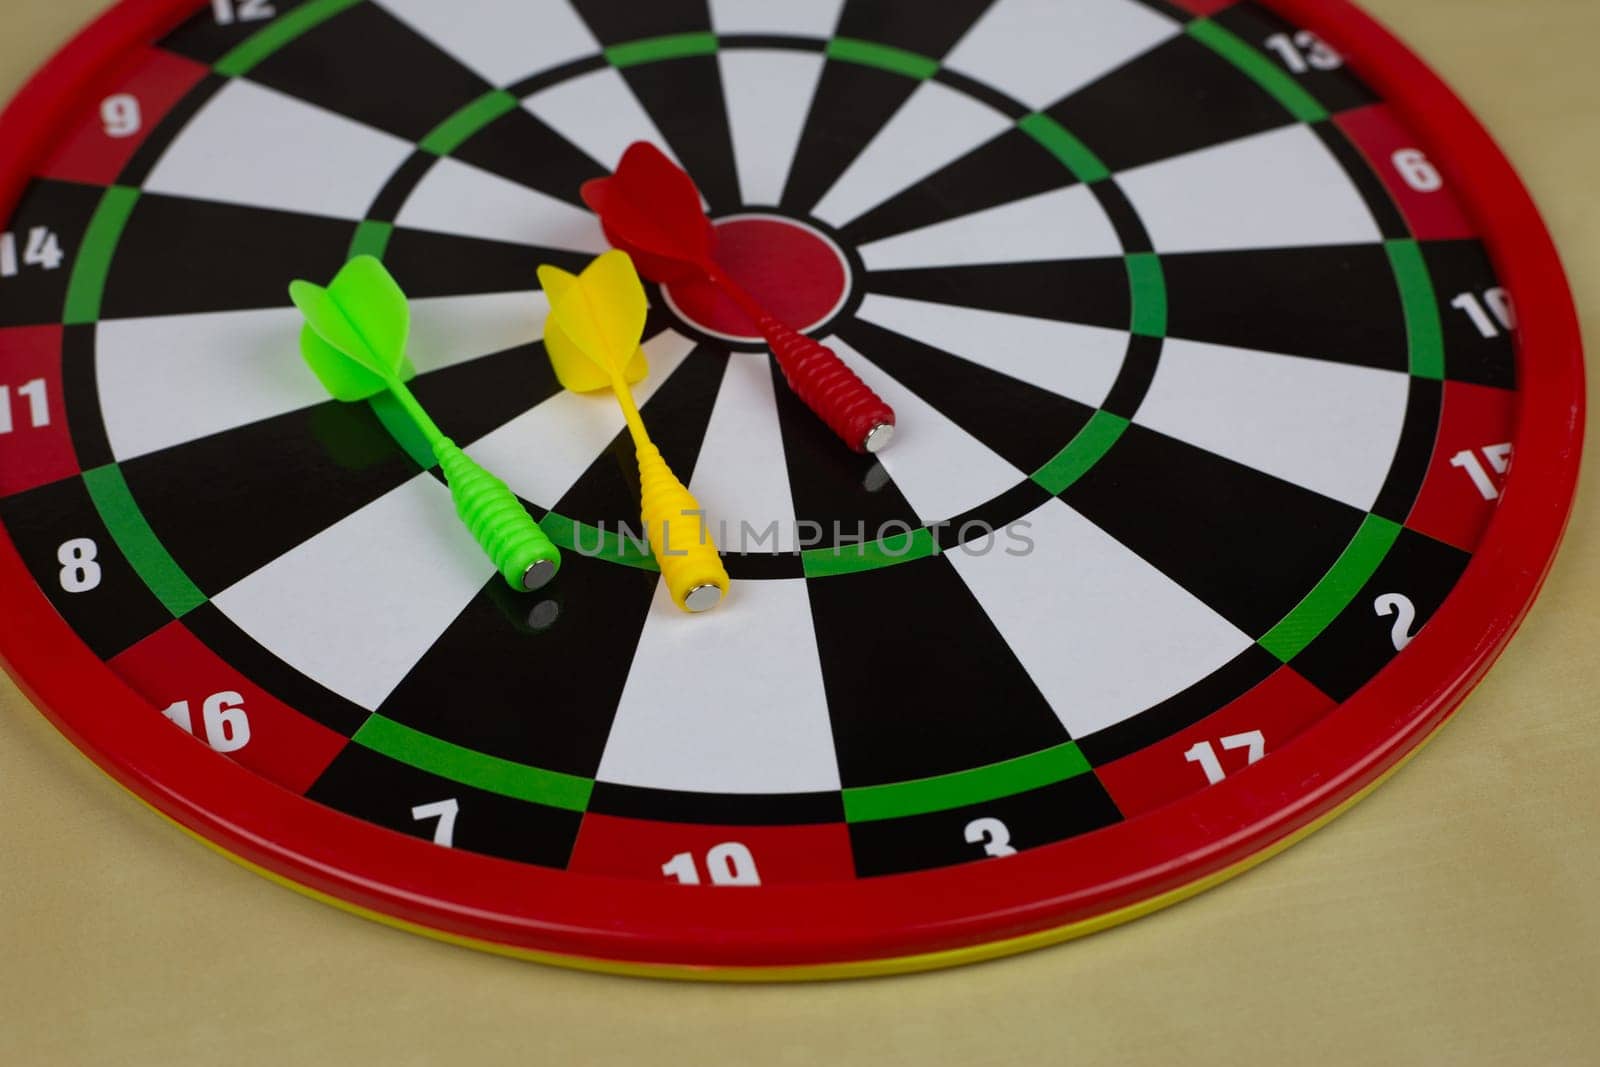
left=1184, top=730, right=1266, bottom=785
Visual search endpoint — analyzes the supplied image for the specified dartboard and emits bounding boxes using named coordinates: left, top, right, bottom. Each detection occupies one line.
left=0, top=0, right=1583, bottom=979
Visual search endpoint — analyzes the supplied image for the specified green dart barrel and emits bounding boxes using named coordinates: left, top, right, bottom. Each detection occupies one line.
left=433, top=437, right=561, bottom=591
left=291, top=256, right=562, bottom=593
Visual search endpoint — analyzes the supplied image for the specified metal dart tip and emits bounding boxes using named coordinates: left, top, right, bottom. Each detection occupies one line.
left=863, top=422, right=895, bottom=454
left=684, top=583, right=723, bottom=613
left=521, top=558, right=558, bottom=592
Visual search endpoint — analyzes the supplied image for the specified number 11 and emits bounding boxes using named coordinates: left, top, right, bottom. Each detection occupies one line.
left=0, top=379, right=49, bottom=434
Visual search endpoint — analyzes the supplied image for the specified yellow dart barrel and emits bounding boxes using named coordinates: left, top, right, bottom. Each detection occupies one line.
left=635, top=441, right=728, bottom=612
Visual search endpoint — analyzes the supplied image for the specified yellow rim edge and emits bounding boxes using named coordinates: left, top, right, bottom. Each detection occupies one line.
left=126, top=726, right=1442, bottom=983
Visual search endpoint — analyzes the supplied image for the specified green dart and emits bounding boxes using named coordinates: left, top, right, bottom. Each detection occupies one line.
left=288, top=255, right=561, bottom=592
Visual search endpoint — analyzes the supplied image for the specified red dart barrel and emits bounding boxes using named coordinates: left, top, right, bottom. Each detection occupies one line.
left=582, top=143, right=897, bottom=453
left=709, top=268, right=896, bottom=454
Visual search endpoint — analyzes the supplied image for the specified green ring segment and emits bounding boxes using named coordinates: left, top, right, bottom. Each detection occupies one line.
left=213, top=0, right=362, bottom=78
left=42, top=2, right=1463, bottom=824
left=354, top=714, right=592, bottom=811
left=843, top=742, right=1090, bottom=823
left=353, top=711, right=1092, bottom=825
left=1186, top=18, right=1329, bottom=124
left=83, top=463, right=205, bottom=617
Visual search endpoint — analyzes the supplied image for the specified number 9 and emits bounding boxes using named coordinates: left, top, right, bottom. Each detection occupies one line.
left=101, top=94, right=143, bottom=139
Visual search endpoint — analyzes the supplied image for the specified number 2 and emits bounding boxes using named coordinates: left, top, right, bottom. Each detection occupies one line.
left=1184, top=730, right=1266, bottom=785
left=411, top=798, right=459, bottom=847
left=1373, top=593, right=1418, bottom=651
left=964, top=817, right=1017, bottom=858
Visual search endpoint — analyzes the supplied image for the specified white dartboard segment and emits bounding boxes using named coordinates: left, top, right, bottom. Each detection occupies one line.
left=522, top=67, right=680, bottom=174
left=708, top=0, right=844, bottom=37
left=827, top=336, right=1026, bottom=525
left=597, top=578, right=840, bottom=794
left=687, top=355, right=801, bottom=554
left=855, top=293, right=1126, bottom=411
left=811, top=80, right=1012, bottom=228
left=213, top=474, right=497, bottom=713
left=719, top=50, right=829, bottom=207
left=374, top=0, right=600, bottom=87
left=946, top=497, right=1255, bottom=739
left=1134, top=338, right=1412, bottom=512
left=858, top=185, right=1122, bottom=270
left=464, top=329, right=698, bottom=509
left=95, top=292, right=544, bottom=463
left=1116, top=124, right=1384, bottom=254
left=407, top=290, right=550, bottom=374
left=142, top=79, right=413, bottom=221
left=97, top=306, right=319, bottom=462
left=396, top=156, right=608, bottom=253
left=943, top=0, right=1181, bottom=111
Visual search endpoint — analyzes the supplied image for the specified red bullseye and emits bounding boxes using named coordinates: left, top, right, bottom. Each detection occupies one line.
left=661, top=215, right=851, bottom=343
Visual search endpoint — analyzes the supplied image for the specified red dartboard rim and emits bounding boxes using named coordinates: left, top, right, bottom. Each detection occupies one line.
left=0, top=0, right=1584, bottom=978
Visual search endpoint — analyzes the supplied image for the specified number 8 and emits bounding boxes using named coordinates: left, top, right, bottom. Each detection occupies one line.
left=57, top=537, right=101, bottom=593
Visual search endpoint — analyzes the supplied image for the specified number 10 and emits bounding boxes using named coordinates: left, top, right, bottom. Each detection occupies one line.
left=1451, top=288, right=1515, bottom=339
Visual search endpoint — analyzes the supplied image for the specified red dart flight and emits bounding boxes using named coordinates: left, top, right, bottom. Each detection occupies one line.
left=581, top=142, right=897, bottom=454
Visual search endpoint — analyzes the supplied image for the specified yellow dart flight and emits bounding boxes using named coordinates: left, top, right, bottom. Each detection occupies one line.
left=539, top=250, right=729, bottom=613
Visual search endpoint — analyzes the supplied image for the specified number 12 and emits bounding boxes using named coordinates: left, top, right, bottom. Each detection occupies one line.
left=212, top=0, right=276, bottom=25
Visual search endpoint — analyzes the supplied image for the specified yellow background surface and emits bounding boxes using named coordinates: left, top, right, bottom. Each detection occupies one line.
left=1, top=1, right=1595, bottom=1063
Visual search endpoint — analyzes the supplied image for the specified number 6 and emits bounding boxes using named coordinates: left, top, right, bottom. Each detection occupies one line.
left=1393, top=148, right=1443, bottom=193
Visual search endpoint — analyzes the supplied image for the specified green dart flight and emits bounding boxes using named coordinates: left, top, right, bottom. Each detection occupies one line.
left=289, top=255, right=561, bottom=592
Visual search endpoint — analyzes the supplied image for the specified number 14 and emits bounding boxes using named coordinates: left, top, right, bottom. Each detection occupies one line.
left=0, top=227, right=65, bottom=277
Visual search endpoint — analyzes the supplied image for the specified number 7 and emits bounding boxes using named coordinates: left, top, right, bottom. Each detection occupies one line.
left=1220, top=730, right=1265, bottom=764
left=411, top=798, right=459, bottom=846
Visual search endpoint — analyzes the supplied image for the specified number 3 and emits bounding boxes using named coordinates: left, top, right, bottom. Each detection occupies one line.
left=964, top=817, right=1017, bottom=858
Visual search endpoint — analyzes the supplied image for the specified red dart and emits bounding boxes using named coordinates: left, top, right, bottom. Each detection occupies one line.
left=582, top=142, right=896, bottom=454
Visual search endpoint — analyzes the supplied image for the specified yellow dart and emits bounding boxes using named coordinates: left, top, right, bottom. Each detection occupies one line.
left=539, top=251, right=729, bottom=613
